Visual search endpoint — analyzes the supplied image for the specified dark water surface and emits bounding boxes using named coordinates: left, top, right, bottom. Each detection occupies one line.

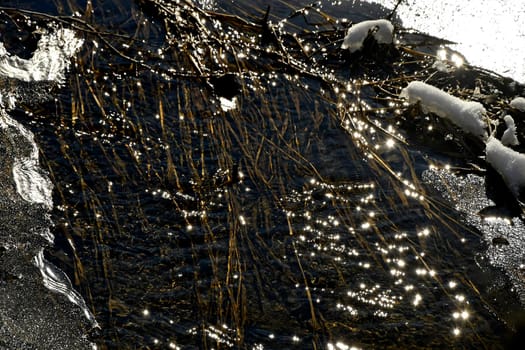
left=1, top=0, right=524, bottom=348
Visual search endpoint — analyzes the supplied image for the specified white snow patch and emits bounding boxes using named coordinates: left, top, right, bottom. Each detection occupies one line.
left=341, top=19, right=394, bottom=53
left=0, top=27, right=83, bottom=83
left=501, top=115, right=519, bottom=146
left=400, top=81, right=488, bottom=139
left=486, top=136, right=525, bottom=197
left=510, top=97, right=525, bottom=112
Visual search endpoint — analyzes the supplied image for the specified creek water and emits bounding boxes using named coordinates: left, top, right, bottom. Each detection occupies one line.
left=1, top=1, right=524, bottom=349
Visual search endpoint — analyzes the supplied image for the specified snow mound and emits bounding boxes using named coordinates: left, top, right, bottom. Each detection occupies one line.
left=501, top=115, right=519, bottom=146
left=341, top=19, right=394, bottom=53
left=400, top=81, right=488, bottom=139
left=486, top=136, right=525, bottom=197
left=510, top=97, right=525, bottom=112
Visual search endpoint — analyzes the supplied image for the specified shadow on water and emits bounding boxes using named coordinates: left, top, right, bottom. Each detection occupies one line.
left=2, top=0, right=525, bottom=348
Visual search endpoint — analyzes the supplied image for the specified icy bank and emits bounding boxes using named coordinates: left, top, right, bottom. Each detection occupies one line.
left=0, top=115, right=54, bottom=211
left=0, top=27, right=83, bottom=210
left=486, top=137, right=525, bottom=197
left=0, top=27, right=83, bottom=83
left=400, top=81, right=488, bottom=139
left=423, top=168, right=525, bottom=305
left=0, top=27, right=82, bottom=209
left=0, top=26, right=96, bottom=348
left=341, top=19, right=394, bottom=53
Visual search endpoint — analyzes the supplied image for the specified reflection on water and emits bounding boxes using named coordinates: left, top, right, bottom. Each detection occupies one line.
left=2, top=0, right=524, bottom=348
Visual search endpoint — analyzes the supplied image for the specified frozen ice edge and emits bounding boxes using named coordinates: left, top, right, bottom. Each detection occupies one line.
left=0, top=27, right=83, bottom=213
left=0, top=114, right=54, bottom=211
left=34, top=249, right=99, bottom=327
left=0, top=27, right=97, bottom=332
left=422, top=169, right=525, bottom=305
left=0, top=27, right=83, bottom=83
left=0, top=28, right=80, bottom=225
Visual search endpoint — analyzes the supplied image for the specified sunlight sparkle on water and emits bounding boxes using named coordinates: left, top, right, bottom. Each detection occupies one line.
left=376, top=0, right=525, bottom=82
left=417, top=228, right=430, bottom=237
left=416, top=268, right=431, bottom=276
left=361, top=221, right=371, bottom=229
left=453, top=310, right=470, bottom=320
left=239, top=215, right=246, bottom=225
left=327, top=342, right=361, bottom=350
left=413, top=293, right=422, bottom=306
left=437, top=48, right=447, bottom=61
left=450, top=53, right=464, bottom=67
left=361, top=262, right=370, bottom=269
left=454, top=293, right=466, bottom=302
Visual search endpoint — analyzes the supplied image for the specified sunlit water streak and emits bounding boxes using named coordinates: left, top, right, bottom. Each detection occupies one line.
left=369, top=0, right=525, bottom=82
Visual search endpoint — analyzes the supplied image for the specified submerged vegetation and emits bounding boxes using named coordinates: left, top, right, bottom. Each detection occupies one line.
left=1, top=0, right=524, bottom=348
